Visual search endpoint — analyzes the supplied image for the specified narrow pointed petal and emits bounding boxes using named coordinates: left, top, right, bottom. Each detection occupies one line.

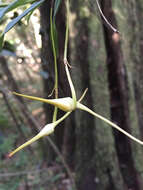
left=8, top=123, right=55, bottom=157
left=8, top=134, right=42, bottom=157
left=13, top=92, right=75, bottom=112
left=77, top=102, right=143, bottom=145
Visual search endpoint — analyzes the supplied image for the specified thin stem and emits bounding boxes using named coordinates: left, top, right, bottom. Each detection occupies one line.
left=64, top=0, right=77, bottom=108
left=50, top=7, right=58, bottom=122
left=65, top=63, right=77, bottom=107
left=96, top=0, right=119, bottom=33
left=77, top=102, right=143, bottom=145
left=46, top=136, right=77, bottom=190
left=78, top=88, right=88, bottom=102
left=55, top=111, right=71, bottom=126
left=64, top=0, right=69, bottom=61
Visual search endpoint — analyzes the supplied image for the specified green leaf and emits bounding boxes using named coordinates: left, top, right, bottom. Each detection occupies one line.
left=0, top=0, right=35, bottom=21
left=52, top=19, right=58, bottom=56
left=54, top=0, right=61, bottom=17
left=4, top=0, right=45, bottom=33
left=25, top=9, right=34, bottom=24
left=0, top=34, right=4, bottom=50
left=0, top=3, right=9, bottom=8
left=0, top=0, right=45, bottom=51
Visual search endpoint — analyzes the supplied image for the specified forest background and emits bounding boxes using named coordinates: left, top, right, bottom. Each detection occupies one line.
left=0, top=0, right=143, bottom=190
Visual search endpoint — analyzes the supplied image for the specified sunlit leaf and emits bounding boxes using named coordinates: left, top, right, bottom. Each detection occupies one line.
left=0, top=0, right=35, bottom=21
left=25, top=9, right=34, bottom=24
left=0, top=0, right=45, bottom=51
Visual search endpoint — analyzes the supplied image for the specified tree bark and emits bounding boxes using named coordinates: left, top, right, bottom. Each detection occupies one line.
left=129, top=0, right=143, bottom=138
left=70, top=1, right=125, bottom=189
left=101, top=0, right=143, bottom=189
left=39, top=0, right=143, bottom=189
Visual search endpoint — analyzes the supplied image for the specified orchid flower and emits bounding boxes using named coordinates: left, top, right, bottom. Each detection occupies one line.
left=8, top=0, right=143, bottom=158
left=11, top=91, right=143, bottom=147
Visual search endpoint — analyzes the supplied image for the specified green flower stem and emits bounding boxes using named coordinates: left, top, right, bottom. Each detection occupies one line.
left=65, top=64, right=77, bottom=108
left=64, top=0, right=77, bottom=108
left=50, top=7, right=58, bottom=122
left=64, top=0, right=69, bottom=61
left=55, top=111, right=71, bottom=126
left=77, top=102, right=143, bottom=145
left=78, top=88, right=88, bottom=102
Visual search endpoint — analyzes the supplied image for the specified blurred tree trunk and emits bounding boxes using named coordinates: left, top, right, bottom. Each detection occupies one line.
left=0, top=56, right=48, bottom=160
left=135, top=0, right=143, bottom=137
left=101, top=0, right=143, bottom=189
left=70, top=0, right=125, bottom=189
left=124, top=0, right=143, bottom=138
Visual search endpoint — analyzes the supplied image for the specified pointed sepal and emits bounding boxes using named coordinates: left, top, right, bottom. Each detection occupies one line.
left=8, top=123, right=55, bottom=157
left=13, top=92, right=76, bottom=112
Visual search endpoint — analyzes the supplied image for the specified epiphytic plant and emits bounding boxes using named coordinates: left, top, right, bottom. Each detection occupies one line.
left=8, top=0, right=143, bottom=158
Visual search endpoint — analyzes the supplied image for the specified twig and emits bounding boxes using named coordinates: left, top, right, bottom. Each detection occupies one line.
left=0, top=168, right=50, bottom=178
left=95, top=0, right=119, bottom=33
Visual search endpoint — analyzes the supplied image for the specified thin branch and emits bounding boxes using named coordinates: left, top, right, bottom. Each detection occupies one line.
left=50, top=7, right=58, bottom=122
left=0, top=168, right=50, bottom=178
left=95, top=0, right=119, bottom=33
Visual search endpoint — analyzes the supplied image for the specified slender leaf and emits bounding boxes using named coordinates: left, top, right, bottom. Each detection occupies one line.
left=25, top=9, right=34, bottom=24
left=0, top=0, right=45, bottom=51
left=54, top=0, right=61, bottom=17
left=0, top=0, right=35, bottom=21
left=52, top=19, right=58, bottom=56
left=4, top=0, right=44, bottom=33
left=0, top=3, right=9, bottom=8
left=0, top=34, right=4, bottom=50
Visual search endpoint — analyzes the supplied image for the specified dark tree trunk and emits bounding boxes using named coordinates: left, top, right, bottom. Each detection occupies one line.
left=128, top=0, right=143, bottom=138
left=101, top=0, right=143, bottom=189
left=70, top=1, right=125, bottom=190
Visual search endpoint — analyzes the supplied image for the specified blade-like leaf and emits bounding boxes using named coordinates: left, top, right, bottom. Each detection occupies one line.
left=0, top=3, right=9, bottom=8
left=0, top=0, right=35, bottom=21
left=0, top=34, right=4, bottom=50
left=52, top=19, right=58, bottom=56
left=25, top=9, right=34, bottom=24
left=0, top=0, right=45, bottom=51
left=54, top=0, right=61, bottom=17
